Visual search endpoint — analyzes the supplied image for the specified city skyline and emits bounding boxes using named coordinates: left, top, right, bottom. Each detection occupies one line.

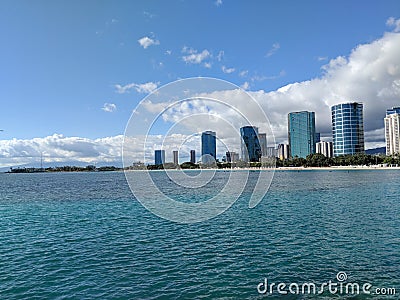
left=1, top=2, right=400, bottom=167
left=151, top=101, right=396, bottom=165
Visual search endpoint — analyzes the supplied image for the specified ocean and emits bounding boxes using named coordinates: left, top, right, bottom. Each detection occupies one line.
left=0, top=170, right=399, bottom=299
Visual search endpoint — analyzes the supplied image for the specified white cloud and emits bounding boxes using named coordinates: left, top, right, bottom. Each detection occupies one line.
left=239, top=70, right=248, bottom=77
left=317, top=56, right=328, bottom=61
left=138, top=36, right=160, bottom=49
left=101, top=103, right=117, bottom=113
left=222, top=65, right=235, bottom=74
left=265, top=42, right=280, bottom=57
left=144, top=32, right=400, bottom=148
left=0, top=134, right=124, bottom=167
left=241, top=82, right=250, bottom=90
left=217, top=50, right=224, bottom=61
left=165, top=50, right=172, bottom=55
left=215, top=0, right=223, bottom=6
left=386, top=17, right=400, bottom=32
left=182, top=48, right=211, bottom=64
left=204, top=62, right=212, bottom=68
left=115, top=82, right=159, bottom=94
left=143, top=11, right=156, bottom=19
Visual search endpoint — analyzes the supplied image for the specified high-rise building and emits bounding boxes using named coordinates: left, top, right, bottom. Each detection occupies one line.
left=190, top=150, right=196, bottom=164
left=226, top=151, right=239, bottom=163
left=316, top=141, right=333, bottom=158
left=240, top=126, right=261, bottom=162
left=258, top=133, right=267, bottom=156
left=315, top=132, right=321, bottom=143
left=288, top=111, right=316, bottom=158
left=173, top=150, right=178, bottom=165
left=386, top=107, right=400, bottom=115
left=277, top=144, right=289, bottom=160
left=266, top=146, right=277, bottom=158
left=201, top=131, right=216, bottom=164
left=331, top=102, right=364, bottom=156
left=385, top=107, right=400, bottom=155
left=154, top=150, right=165, bottom=165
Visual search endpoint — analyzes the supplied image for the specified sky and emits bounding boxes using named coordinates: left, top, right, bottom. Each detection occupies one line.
left=1, top=0, right=400, bottom=167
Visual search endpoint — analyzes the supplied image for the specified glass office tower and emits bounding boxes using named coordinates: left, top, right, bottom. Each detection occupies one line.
left=240, top=126, right=261, bottom=162
left=331, top=102, right=364, bottom=156
left=288, top=111, right=316, bottom=158
left=154, top=150, right=165, bottom=165
left=201, top=131, right=216, bottom=164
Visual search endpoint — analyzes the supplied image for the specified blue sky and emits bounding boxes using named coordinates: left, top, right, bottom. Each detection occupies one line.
left=1, top=1, right=400, bottom=166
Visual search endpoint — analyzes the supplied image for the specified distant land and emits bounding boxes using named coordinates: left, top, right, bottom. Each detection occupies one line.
left=365, top=147, right=386, bottom=155
left=1, top=147, right=389, bottom=173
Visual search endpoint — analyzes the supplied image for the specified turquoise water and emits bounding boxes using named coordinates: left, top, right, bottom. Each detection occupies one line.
left=0, top=170, right=399, bottom=299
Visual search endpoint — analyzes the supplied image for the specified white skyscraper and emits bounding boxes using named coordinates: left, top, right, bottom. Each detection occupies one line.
left=316, top=141, right=333, bottom=158
left=385, top=109, right=400, bottom=155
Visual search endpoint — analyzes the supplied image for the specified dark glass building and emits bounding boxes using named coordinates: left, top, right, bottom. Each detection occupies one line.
left=331, top=102, right=364, bottom=156
left=201, top=131, right=216, bottom=164
left=240, top=126, right=261, bottom=162
left=190, top=150, right=196, bottom=164
left=288, top=111, right=316, bottom=158
left=154, top=150, right=165, bottom=165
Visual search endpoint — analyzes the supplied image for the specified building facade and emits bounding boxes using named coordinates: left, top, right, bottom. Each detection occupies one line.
left=288, top=111, right=316, bottom=158
left=173, top=150, right=178, bottom=165
left=277, top=144, right=289, bottom=160
left=331, top=102, right=364, bottom=156
left=190, top=150, right=196, bottom=164
left=154, top=150, right=165, bottom=165
left=316, top=141, right=333, bottom=158
left=226, top=151, right=239, bottom=163
left=201, top=131, right=216, bottom=164
left=385, top=107, right=400, bottom=155
left=258, top=133, right=267, bottom=157
left=240, top=126, right=261, bottom=162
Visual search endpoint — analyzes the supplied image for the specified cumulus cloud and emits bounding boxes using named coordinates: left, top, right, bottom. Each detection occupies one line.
left=138, top=36, right=160, bottom=49
left=182, top=47, right=211, bottom=64
left=142, top=32, right=400, bottom=149
left=386, top=17, right=400, bottom=32
left=265, top=42, right=280, bottom=57
left=101, top=103, right=117, bottom=112
left=215, top=0, right=223, bottom=7
left=115, top=82, right=159, bottom=94
left=221, top=65, right=235, bottom=74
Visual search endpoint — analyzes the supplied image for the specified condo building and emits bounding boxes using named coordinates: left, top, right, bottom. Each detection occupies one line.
left=240, top=126, right=262, bottom=162
left=331, top=102, right=364, bottom=156
left=173, top=150, right=178, bottom=165
left=316, top=141, right=333, bottom=158
left=190, top=150, right=196, bottom=163
left=201, top=131, right=216, bottom=164
left=277, top=144, right=289, bottom=160
left=288, top=111, right=316, bottom=158
left=226, top=151, right=239, bottom=163
left=385, top=107, right=400, bottom=155
left=154, top=150, right=165, bottom=165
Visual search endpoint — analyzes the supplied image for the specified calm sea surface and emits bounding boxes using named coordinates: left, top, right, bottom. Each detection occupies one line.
left=0, top=170, right=399, bottom=299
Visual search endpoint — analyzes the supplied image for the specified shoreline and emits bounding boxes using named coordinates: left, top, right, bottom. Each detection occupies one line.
left=125, top=166, right=400, bottom=171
